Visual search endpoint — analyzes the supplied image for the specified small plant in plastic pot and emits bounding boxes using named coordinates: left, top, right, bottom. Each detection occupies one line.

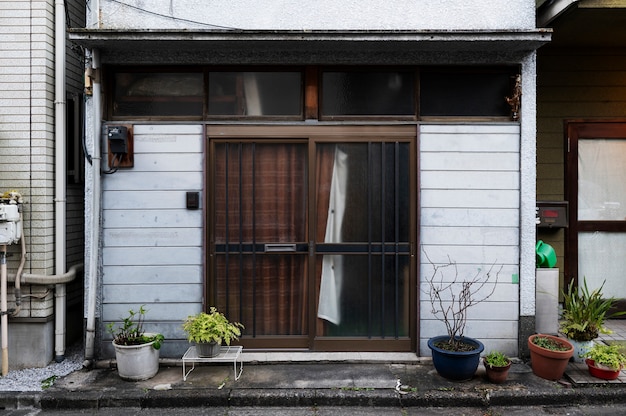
left=182, top=307, right=243, bottom=358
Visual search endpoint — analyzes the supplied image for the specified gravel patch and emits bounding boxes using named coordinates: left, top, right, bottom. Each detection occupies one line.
left=0, top=343, right=83, bottom=391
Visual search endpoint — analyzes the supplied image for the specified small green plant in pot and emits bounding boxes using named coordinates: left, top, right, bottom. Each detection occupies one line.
left=560, top=278, right=625, bottom=362
left=107, top=305, right=164, bottom=381
left=483, top=350, right=512, bottom=384
left=584, top=343, right=626, bottom=380
left=182, top=307, right=244, bottom=357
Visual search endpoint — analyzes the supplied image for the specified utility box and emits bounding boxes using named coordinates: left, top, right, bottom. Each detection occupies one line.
left=0, top=204, right=21, bottom=245
left=537, top=201, right=568, bottom=229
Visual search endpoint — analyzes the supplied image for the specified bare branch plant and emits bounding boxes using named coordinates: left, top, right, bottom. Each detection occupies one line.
left=424, top=251, right=503, bottom=351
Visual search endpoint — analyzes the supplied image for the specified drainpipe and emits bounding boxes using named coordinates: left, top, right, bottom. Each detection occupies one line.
left=54, top=0, right=68, bottom=363
left=84, top=48, right=101, bottom=364
left=1, top=246, right=8, bottom=376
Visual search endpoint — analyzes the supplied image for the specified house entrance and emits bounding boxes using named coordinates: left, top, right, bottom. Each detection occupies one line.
left=566, top=121, right=626, bottom=310
left=208, top=125, right=417, bottom=351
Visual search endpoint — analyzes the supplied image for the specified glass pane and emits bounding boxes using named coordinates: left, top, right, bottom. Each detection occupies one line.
left=315, top=143, right=410, bottom=244
left=315, top=141, right=411, bottom=337
left=321, top=71, right=415, bottom=116
left=208, top=72, right=302, bottom=116
left=113, top=72, right=203, bottom=117
left=214, top=143, right=307, bottom=243
left=216, top=255, right=307, bottom=336
left=579, top=232, right=626, bottom=299
left=420, top=70, right=512, bottom=117
left=316, top=254, right=409, bottom=337
left=578, top=138, right=626, bottom=220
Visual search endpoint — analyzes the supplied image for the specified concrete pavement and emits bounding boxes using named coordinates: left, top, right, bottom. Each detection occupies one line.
left=2, top=355, right=626, bottom=412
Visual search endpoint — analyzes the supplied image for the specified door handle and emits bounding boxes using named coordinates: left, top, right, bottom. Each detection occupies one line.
left=264, top=243, right=297, bottom=252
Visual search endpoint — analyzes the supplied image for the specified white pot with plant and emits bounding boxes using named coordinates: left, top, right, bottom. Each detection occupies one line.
left=107, top=305, right=164, bottom=381
left=182, top=307, right=244, bottom=358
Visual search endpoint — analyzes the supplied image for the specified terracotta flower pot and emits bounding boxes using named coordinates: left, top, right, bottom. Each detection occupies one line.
left=483, top=358, right=512, bottom=384
left=585, top=359, right=622, bottom=380
left=528, top=334, right=574, bottom=380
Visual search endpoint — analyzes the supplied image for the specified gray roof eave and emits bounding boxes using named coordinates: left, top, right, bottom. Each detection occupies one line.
left=68, top=28, right=552, bottom=53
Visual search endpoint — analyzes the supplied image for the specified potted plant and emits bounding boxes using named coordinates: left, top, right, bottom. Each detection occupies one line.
left=528, top=334, right=573, bottom=380
left=560, top=278, right=624, bottom=362
left=483, top=350, right=512, bottom=384
left=584, top=343, right=626, bottom=380
left=107, top=305, right=164, bottom=381
left=182, top=307, right=244, bottom=358
left=424, top=252, right=502, bottom=381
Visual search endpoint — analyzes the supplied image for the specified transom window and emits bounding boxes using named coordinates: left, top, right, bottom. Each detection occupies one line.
left=108, top=66, right=519, bottom=120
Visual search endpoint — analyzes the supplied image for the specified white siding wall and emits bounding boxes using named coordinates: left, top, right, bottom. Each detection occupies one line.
left=89, top=0, right=535, bottom=31
left=420, top=124, right=521, bottom=357
left=101, top=125, right=204, bottom=355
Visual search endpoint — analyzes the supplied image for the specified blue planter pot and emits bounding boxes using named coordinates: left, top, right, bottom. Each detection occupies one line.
left=428, top=335, right=484, bottom=381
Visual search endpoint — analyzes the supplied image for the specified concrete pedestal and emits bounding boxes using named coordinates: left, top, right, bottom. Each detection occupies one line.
left=536, top=268, right=559, bottom=334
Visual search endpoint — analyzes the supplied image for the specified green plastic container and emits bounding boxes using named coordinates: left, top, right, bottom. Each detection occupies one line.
left=536, top=240, right=557, bottom=268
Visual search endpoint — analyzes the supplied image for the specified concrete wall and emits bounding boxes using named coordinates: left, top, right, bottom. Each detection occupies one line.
left=88, top=0, right=536, bottom=31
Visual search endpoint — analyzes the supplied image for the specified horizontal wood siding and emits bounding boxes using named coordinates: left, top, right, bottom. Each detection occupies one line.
left=419, top=124, right=520, bottom=357
left=536, top=47, right=626, bottom=280
left=101, top=124, right=204, bottom=355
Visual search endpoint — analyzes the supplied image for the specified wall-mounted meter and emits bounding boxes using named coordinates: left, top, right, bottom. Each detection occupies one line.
left=537, top=201, right=568, bottom=229
left=0, top=204, right=21, bottom=245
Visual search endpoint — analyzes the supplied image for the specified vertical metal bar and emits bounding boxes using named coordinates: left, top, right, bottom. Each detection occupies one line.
left=224, top=144, right=230, bottom=314
left=238, top=143, right=244, bottom=331
left=367, top=142, right=373, bottom=338
left=252, top=143, right=257, bottom=338
left=394, top=142, right=400, bottom=338
left=380, top=142, right=386, bottom=338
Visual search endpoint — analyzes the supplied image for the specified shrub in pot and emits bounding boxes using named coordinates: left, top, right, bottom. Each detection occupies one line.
left=483, top=350, right=512, bottom=384
left=528, top=334, right=573, bottom=380
left=584, top=343, right=626, bottom=380
left=424, top=251, right=502, bottom=381
left=107, top=305, right=164, bottom=381
left=182, top=307, right=243, bottom=357
left=560, top=278, right=625, bottom=362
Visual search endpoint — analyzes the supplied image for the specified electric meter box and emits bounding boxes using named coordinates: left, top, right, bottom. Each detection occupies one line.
left=0, top=204, right=21, bottom=245
left=537, top=201, right=568, bottom=229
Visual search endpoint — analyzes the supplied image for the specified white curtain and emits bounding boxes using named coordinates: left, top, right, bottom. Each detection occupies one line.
left=243, top=73, right=262, bottom=115
left=317, top=148, right=348, bottom=325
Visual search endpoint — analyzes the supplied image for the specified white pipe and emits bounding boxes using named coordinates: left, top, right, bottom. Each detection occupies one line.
left=1, top=246, right=7, bottom=376
left=85, top=49, right=102, bottom=363
left=8, top=263, right=83, bottom=285
left=54, top=0, right=68, bottom=363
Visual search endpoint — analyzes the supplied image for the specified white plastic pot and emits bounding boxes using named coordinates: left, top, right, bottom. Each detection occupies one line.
left=112, top=335, right=160, bottom=381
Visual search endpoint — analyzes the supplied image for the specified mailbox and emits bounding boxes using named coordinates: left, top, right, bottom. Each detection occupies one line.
left=536, top=201, right=568, bottom=229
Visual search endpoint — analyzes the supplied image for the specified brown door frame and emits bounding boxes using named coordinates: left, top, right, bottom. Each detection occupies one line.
left=207, top=124, right=418, bottom=352
left=565, top=120, right=626, bottom=288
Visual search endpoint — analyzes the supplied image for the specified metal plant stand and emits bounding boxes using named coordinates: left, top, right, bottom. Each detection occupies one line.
left=182, top=345, right=243, bottom=381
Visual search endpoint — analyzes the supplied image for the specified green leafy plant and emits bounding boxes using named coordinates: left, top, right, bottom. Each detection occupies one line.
left=107, top=305, right=164, bottom=350
left=532, top=335, right=570, bottom=351
left=584, top=343, right=626, bottom=371
left=483, top=351, right=510, bottom=368
left=182, top=307, right=243, bottom=345
left=560, top=278, right=625, bottom=342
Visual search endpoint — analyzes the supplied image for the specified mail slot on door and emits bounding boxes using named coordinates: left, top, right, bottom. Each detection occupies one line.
left=537, top=201, right=568, bottom=229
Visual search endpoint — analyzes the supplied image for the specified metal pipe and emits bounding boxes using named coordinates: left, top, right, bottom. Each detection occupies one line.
left=84, top=48, right=102, bottom=364
left=54, top=0, right=68, bottom=363
left=1, top=246, right=8, bottom=375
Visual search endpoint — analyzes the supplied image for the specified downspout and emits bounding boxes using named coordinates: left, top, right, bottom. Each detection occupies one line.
left=54, top=0, right=68, bottom=363
left=84, top=49, right=101, bottom=364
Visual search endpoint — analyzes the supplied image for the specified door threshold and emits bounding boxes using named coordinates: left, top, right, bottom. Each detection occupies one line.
left=240, top=351, right=423, bottom=364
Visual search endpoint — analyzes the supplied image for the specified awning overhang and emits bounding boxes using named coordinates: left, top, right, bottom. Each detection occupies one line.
left=69, top=29, right=551, bottom=64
